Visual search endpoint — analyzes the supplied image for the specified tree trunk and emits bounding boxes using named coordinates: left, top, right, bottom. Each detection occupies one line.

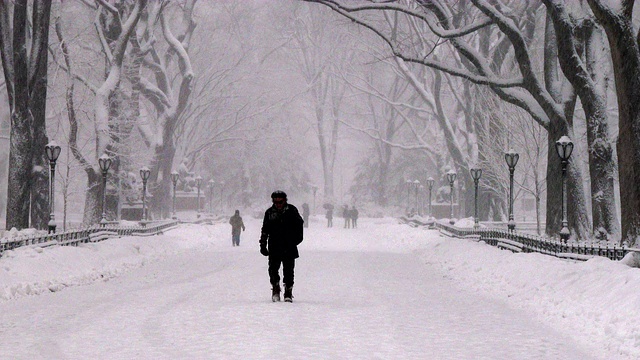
left=29, top=0, right=52, bottom=230
left=6, top=1, right=32, bottom=230
left=544, top=0, right=619, bottom=239
left=82, top=170, right=103, bottom=226
left=545, top=120, right=591, bottom=239
left=587, top=0, right=640, bottom=245
left=1, top=0, right=52, bottom=231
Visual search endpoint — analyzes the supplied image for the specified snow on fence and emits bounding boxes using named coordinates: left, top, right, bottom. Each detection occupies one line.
left=0, top=220, right=180, bottom=257
left=400, top=215, right=638, bottom=262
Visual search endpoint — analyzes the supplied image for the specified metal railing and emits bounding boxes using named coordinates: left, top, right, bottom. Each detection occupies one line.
left=0, top=220, right=180, bottom=256
left=400, top=216, right=637, bottom=262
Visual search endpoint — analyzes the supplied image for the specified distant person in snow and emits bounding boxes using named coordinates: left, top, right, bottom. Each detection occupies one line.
left=350, top=206, right=359, bottom=228
left=302, top=203, right=310, bottom=228
left=229, top=210, right=245, bottom=246
left=259, top=191, right=304, bottom=302
left=326, top=206, right=333, bottom=228
left=343, top=204, right=351, bottom=229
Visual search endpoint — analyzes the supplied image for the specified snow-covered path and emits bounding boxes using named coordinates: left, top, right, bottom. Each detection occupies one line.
left=0, top=216, right=608, bottom=359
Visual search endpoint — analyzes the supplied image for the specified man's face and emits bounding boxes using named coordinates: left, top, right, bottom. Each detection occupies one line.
left=272, top=197, right=286, bottom=210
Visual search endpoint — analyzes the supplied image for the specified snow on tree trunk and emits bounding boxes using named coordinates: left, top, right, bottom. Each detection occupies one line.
left=587, top=0, right=640, bottom=245
left=29, top=0, right=53, bottom=230
left=544, top=0, right=619, bottom=239
left=1, top=0, right=52, bottom=230
left=82, top=170, right=102, bottom=226
left=545, top=121, right=591, bottom=239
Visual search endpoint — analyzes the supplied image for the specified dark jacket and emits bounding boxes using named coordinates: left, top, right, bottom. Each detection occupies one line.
left=259, top=203, right=304, bottom=259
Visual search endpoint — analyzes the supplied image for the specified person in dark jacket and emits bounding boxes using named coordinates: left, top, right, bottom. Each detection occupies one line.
left=326, top=206, right=333, bottom=227
left=350, top=206, right=359, bottom=228
left=342, top=204, right=351, bottom=228
left=229, top=210, right=245, bottom=246
left=259, top=190, right=304, bottom=302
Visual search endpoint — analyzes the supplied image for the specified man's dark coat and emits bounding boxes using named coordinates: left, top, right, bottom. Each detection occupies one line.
left=259, top=204, right=304, bottom=259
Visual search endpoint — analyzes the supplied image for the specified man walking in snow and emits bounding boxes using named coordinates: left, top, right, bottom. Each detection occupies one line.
left=229, top=210, right=245, bottom=246
left=350, top=205, right=359, bottom=228
left=259, top=190, right=304, bottom=302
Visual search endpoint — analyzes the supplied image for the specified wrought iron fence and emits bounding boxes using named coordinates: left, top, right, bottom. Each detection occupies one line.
left=400, top=216, right=638, bottom=262
left=0, top=220, right=180, bottom=256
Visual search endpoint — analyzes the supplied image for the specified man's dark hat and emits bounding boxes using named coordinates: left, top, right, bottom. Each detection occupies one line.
left=271, top=190, right=287, bottom=199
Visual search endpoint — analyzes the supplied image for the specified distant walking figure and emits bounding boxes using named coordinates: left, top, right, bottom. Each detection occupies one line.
left=326, top=206, right=333, bottom=228
left=229, top=210, right=245, bottom=246
left=350, top=206, right=359, bottom=228
left=343, top=205, right=351, bottom=229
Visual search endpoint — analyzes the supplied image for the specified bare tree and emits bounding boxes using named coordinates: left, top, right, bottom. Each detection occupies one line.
left=54, top=0, right=146, bottom=225
left=543, top=0, right=618, bottom=239
left=282, top=4, right=363, bottom=201
left=302, top=0, right=593, bottom=239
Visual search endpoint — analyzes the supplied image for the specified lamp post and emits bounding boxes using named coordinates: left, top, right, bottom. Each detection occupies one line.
left=98, top=154, right=112, bottom=226
left=447, top=170, right=457, bottom=225
left=208, top=179, right=215, bottom=214
left=413, top=179, right=420, bottom=216
left=139, top=166, right=150, bottom=223
left=195, top=175, right=202, bottom=218
left=45, top=141, right=62, bottom=233
left=555, top=136, right=574, bottom=241
left=505, top=149, right=520, bottom=231
left=426, top=177, right=434, bottom=218
left=171, top=171, right=179, bottom=219
left=470, top=168, right=482, bottom=229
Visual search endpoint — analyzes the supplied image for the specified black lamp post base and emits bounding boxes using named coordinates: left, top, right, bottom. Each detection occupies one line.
left=48, top=225, right=56, bottom=234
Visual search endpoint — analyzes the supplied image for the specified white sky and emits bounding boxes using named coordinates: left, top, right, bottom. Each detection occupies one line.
left=0, top=215, right=639, bottom=359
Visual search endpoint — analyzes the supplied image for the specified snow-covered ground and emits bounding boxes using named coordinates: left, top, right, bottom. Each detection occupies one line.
left=0, top=215, right=639, bottom=359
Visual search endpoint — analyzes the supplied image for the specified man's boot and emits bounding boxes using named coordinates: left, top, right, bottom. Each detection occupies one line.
left=271, top=283, right=281, bottom=302
left=284, top=284, right=293, bottom=302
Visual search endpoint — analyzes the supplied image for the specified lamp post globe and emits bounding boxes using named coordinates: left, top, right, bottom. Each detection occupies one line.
left=195, top=175, right=202, bottom=218
left=98, top=154, right=112, bottom=226
left=45, top=141, right=62, bottom=233
left=139, top=167, right=151, bottom=223
left=555, top=136, right=574, bottom=241
left=446, top=170, right=457, bottom=225
left=504, top=149, right=519, bottom=231
left=470, top=168, right=482, bottom=229
left=426, top=177, right=435, bottom=218
left=171, top=171, right=179, bottom=219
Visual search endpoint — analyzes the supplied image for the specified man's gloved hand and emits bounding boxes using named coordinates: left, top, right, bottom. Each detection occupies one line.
left=260, top=245, right=269, bottom=257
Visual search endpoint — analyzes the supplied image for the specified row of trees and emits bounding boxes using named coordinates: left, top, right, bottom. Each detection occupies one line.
left=301, top=0, right=640, bottom=245
left=2, top=1, right=638, bottom=247
left=1, top=1, right=312, bottom=230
